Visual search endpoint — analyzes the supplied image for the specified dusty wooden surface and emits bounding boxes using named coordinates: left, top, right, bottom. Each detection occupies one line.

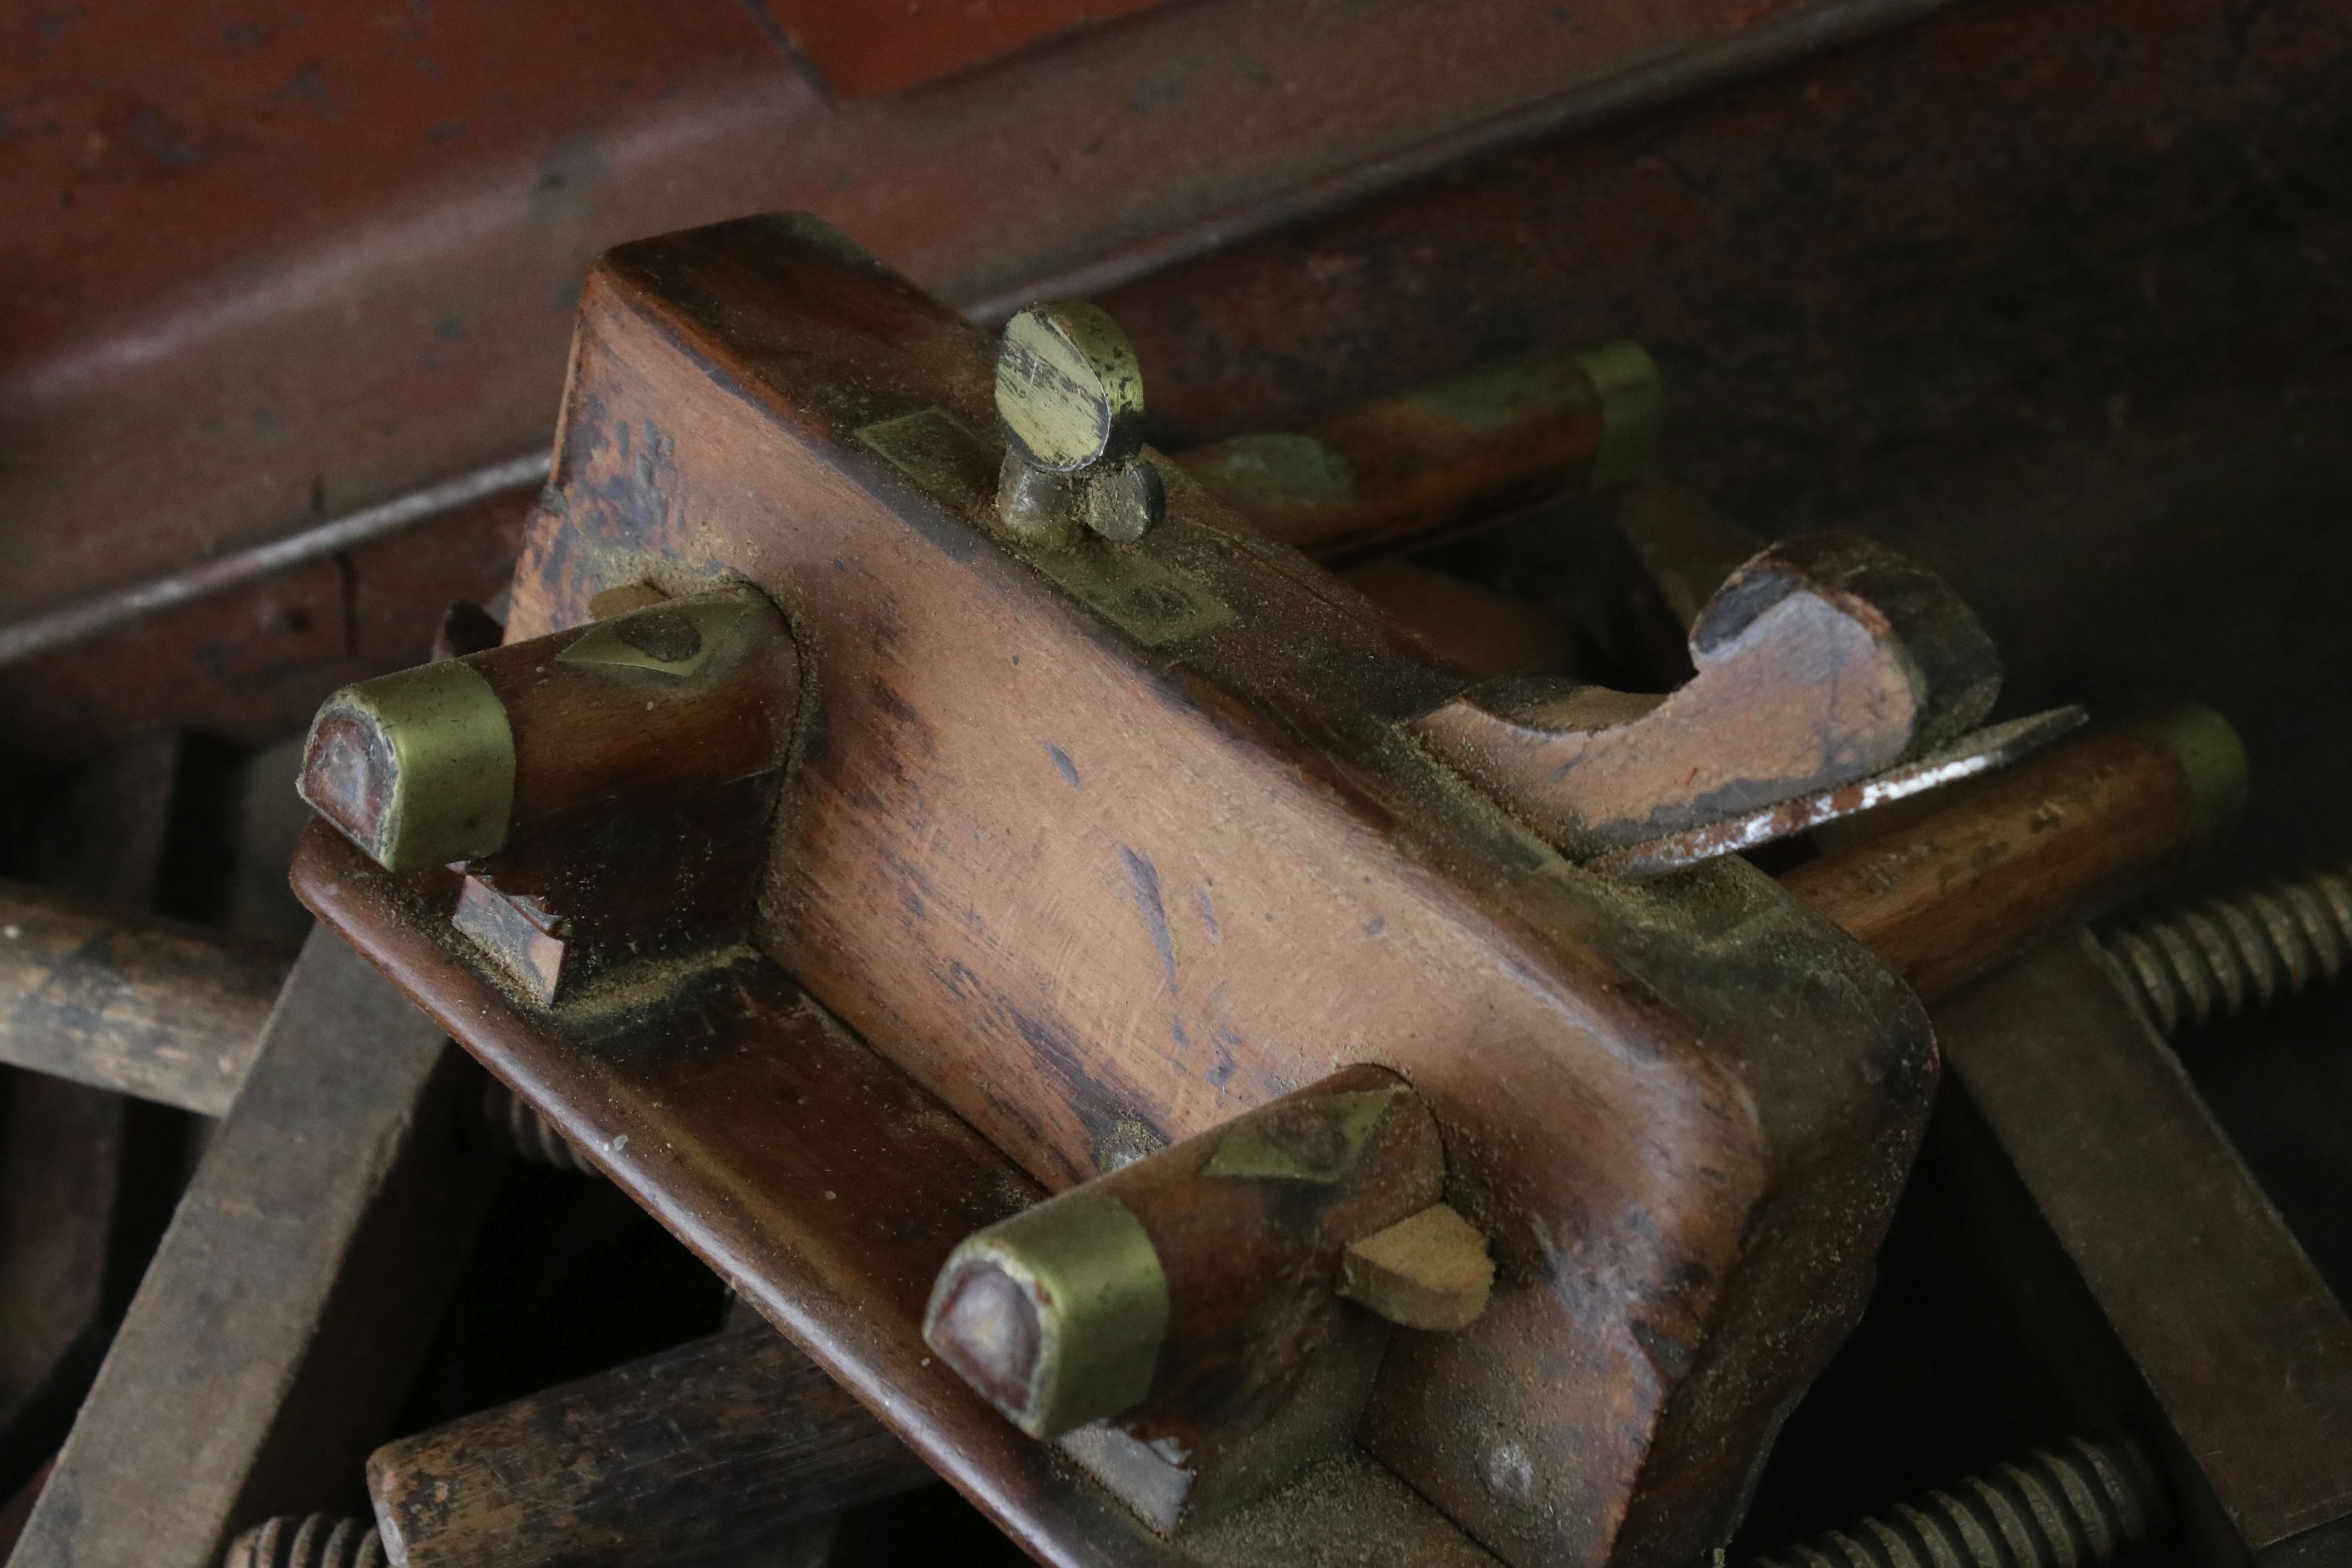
left=1178, top=347, right=1616, bottom=565
left=0, top=877, right=289, bottom=1117
left=8, top=931, right=499, bottom=1568
left=1078, top=1070, right=1440, bottom=1527
left=309, top=589, right=803, bottom=1007
left=370, top=1324, right=932, bottom=1568
left=292, top=221, right=2257, bottom=1568
left=296, top=824, right=1504, bottom=1568
left=443, top=216, right=1936, bottom=1567
left=930, top=1068, right=1448, bottom=1530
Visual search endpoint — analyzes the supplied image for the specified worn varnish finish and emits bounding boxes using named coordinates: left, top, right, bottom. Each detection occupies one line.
left=307, top=217, right=1937, bottom=1568
left=293, top=826, right=1500, bottom=1568
left=303, top=590, right=805, bottom=1005
left=1073, top=1072, right=1442, bottom=1501
left=931, top=1069, right=1448, bottom=1530
left=368, top=1324, right=932, bottom=1567
left=302, top=591, right=797, bottom=863
left=1782, top=711, right=2244, bottom=1004
left=0, top=878, right=290, bottom=1117
left=1177, top=347, right=1628, bottom=566
left=438, top=593, right=796, bottom=837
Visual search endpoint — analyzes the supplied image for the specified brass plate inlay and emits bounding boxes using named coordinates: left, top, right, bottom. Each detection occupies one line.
left=555, top=597, right=749, bottom=678
left=1204, top=1086, right=1405, bottom=1184
left=858, top=409, right=1233, bottom=649
left=858, top=407, right=999, bottom=517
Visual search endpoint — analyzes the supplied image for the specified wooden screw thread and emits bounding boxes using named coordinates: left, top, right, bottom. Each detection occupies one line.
left=1753, top=1435, right=2165, bottom=1568
left=2106, top=864, right=2352, bottom=1034
left=461, top=1076, right=597, bottom=1172
left=223, top=1515, right=386, bottom=1568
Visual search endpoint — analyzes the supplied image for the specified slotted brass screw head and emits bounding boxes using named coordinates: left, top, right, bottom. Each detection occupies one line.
left=995, top=302, right=1145, bottom=475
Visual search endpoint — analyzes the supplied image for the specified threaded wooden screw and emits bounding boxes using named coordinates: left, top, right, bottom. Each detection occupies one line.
left=1752, top=1433, right=2166, bottom=1568
left=2106, top=864, right=2352, bottom=1034
left=223, top=1514, right=386, bottom=1568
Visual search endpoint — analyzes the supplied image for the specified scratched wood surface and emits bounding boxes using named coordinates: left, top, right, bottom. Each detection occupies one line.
left=0, top=877, right=289, bottom=1117
left=473, top=217, right=1936, bottom=1567
left=296, top=826, right=1500, bottom=1568
left=369, top=1322, right=934, bottom=1567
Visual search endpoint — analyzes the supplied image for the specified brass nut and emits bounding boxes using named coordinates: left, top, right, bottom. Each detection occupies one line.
left=299, top=661, right=516, bottom=873
left=1080, top=458, right=1165, bottom=544
left=995, top=301, right=1146, bottom=475
left=995, top=451, right=1083, bottom=547
left=923, top=1188, right=1169, bottom=1439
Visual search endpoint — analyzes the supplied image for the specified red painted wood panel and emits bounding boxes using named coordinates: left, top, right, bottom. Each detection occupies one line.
left=753, top=0, right=1180, bottom=98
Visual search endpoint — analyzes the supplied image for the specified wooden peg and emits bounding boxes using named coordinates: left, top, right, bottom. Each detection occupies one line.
left=300, top=587, right=801, bottom=1002
left=370, top=1325, right=932, bottom=1567
left=1341, top=1203, right=1494, bottom=1332
left=925, top=1065, right=1446, bottom=1532
left=300, top=587, right=798, bottom=873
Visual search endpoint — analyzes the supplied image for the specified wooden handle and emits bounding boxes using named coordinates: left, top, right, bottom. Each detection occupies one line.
left=923, top=1064, right=1449, bottom=1530
left=368, top=1325, right=933, bottom=1568
left=1179, top=342, right=1657, bottom=564
left=299, top=589, right=798, bottom=873
left=1784, top=707, right=2246, bottom=1002
left=0, top=877, right=290, bottom=1116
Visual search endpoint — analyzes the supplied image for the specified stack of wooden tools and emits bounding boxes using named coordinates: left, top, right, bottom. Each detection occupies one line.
left=4, top=8, right=2351, bottom=1550
left=17, top=214, right=2328, bottom=1568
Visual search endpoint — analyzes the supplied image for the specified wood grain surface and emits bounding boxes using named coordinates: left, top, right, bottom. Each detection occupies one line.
left=0, top=877, right=290, bottom=1116
left=1784, top=714, right=2238, bottom=1003
left=473, top=217, right=1935, bottom=1568
left=12, top=931, right=500, bottom=1568
left=296, top=825, right=1500, bottom=1568
left=370, top=1324, right=933, bottom=1567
